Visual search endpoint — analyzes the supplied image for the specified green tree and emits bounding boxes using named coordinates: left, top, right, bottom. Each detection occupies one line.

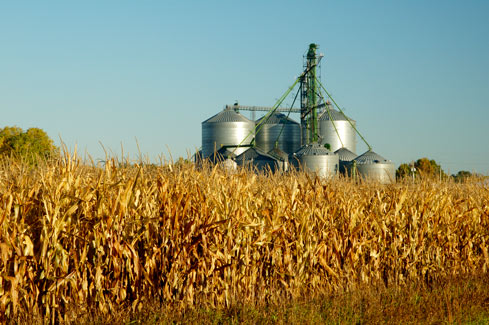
left=396, top=163, right=412, bottom=179
left=396, top=158, right=446, bottom=180
left=453, top=170, right=472, bottom=183
left=0, top=126, right=23, bottom=154
left=0, top=126, right=57, bottom=163
left=415, top=158, right=445, bottom=179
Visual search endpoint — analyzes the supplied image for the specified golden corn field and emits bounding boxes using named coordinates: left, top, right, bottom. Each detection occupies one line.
left=0, top=152, right=488, bottom=323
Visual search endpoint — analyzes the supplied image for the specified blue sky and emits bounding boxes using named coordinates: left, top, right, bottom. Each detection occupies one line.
left=1, top=1, right=488, bottom=174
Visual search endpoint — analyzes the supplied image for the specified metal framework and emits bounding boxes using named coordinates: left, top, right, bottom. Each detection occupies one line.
left=224, top=103, right=327, bottom=114
left=230, top=43, right=371, bottom=154
left=301, top=43, right=321, bottom=144
left=225, top=104, right=301, bottom=113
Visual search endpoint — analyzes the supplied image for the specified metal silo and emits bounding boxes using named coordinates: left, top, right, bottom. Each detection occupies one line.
left=235, top=147, right=280, bottom=172
left=193, top=150, right=204, bottom=166
left=334, top=147, right=356, bottom=175
left=255, top=112, right=301, bottom=155
left=346, top=150, right=395, bottom=184
left=290, top=143, right=339, bottom=178
left=267, top=147, right=289, bottom=172
left=220, top=158, right=237, bottom=171
left=202, top=108, right=255, bottom=158
left=255, top=112, right=301, bottom=154
left=207, top=147, right=237, bottom=163
left=319, top=106, right=356, bottom=154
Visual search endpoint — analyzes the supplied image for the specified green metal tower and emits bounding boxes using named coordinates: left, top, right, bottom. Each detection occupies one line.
left=300, top=43, right=320, bottom=145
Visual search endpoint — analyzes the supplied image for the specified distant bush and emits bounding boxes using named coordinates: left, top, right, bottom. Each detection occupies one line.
left=452, top=170, right=479, bottom=183
left=0, top=126, right=57, bottom=164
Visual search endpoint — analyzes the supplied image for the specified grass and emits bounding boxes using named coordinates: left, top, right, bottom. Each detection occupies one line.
left=29, top=274, right=488, bottom=324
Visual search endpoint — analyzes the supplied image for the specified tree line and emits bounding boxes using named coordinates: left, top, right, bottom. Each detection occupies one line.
left=396, top=157, right=478, bottom=182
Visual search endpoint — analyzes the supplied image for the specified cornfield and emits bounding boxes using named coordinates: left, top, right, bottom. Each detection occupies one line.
left=0, top=152, right=488, bottom=323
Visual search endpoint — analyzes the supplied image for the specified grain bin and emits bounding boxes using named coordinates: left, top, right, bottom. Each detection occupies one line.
left=319, top=105, right=356, bottom=153
left=334, top=147, right=357, bottom=175
left=193, top=150, right=204, bottom=165
left=346, top=150, right=395, bottom=184
left=268, top=146, right=289, bottom=172
left=235, top=147, right=281, bottom=172
left=208, top=147, right=239, bottom=171
left=255, top=112, right=301, bottom=154
left=202, top=108, right=255, bottom=158
left=207, top=146, right=237, bottom=163
left=290, top=143, right=339, bottom=178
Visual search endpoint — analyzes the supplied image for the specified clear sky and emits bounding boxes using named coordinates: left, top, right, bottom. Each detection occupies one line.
left=1, top=1, right=488, bottom=174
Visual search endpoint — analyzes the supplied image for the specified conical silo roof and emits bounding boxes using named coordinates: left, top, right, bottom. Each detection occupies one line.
left=348, top=150, right=396, bottom=184
left=235, top=147, right=277, bottom=163
left=293, top=143, right=335, bottom=157
left=319, top=108, right=355, bottom=122
left=353, top=150, right=391, bottom=165
left=202, top=108, right=252, bottom=123
left=207, top=147, right=237, bottom=163
left=268, top=147, right=289, bottom=161
left=217, top=147, right=237, bottom=158
left=235, top=147, right=282, bottom=172
left=256, top=112, right=299, bottom=125
left=334, top=147, right=357, bottom=162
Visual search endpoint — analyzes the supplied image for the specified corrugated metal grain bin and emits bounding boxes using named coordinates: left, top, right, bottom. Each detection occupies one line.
left=202, top=108, right=254, bottom=158
left=290, top=143, right=339, bottom=178
left=346, top=150, right=395, bottom=184
left=255, top=112, right=301, bottom=154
